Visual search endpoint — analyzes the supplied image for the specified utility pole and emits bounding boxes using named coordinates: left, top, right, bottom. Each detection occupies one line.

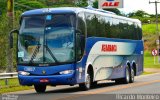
left=149, top=0, right=160, bottom=63
left=7, top=0, right=14, bottom=72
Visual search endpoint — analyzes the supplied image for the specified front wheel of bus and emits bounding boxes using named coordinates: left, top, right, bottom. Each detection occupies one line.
left=34, top=85, right=46, bottom=93
left=79, top=74, right=91, bottom=90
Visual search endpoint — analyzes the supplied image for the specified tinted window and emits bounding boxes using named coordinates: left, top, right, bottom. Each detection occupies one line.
left=137, top=23, right=142, bottom=40
left=77, top=12, right=86, bottom=35
left=105, top=17, right=112, bottom=38
left=111, top=18, right=120, bottom=38
left=85, top=12, right=142, bottom=40
left=24, top=16, right=45, bottom=28
left=96, top=15, right=106, bottom=37
left=86, top=13, right=97, bottom=37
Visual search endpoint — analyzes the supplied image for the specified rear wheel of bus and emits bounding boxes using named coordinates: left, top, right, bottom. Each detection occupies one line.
left=129, top=68, right=135, bottom=83
left=34, top=85, right=46, bottom=93
left=115, top=66, right=134, bottom=84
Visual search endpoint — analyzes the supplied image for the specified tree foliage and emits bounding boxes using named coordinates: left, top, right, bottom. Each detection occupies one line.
left=76, top=0, right=88, bottom=7
left=0, top=14, right=10, bottom=70
left=15, top=0, right=46, bottom=11
left=0, top=0, right=7, bottom=11
left=128, top=10, right=149, bottom=17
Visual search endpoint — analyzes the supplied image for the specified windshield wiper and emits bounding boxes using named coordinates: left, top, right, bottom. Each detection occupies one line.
left=29, top=44, right=41, bottom=64
left=44, top=45, right=59, bottom=64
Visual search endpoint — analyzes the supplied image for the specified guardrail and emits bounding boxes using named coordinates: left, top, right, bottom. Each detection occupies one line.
left=0, top=72, right=18, bottom=85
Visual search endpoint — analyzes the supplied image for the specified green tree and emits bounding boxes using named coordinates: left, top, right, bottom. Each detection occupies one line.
left=76, top=0, right=88, bottom=7
left=15, top=0, right=46, bottom=11
left=0, top=0, right=7, bottom=12
left=105, top=9, right=121, bottom=15
left=128, top=10, right=149, bottom=17
left=93, top=0, right=98, bottom=8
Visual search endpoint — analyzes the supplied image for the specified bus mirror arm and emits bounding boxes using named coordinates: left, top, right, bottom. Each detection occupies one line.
left=9, top=29, right=19, bottom=49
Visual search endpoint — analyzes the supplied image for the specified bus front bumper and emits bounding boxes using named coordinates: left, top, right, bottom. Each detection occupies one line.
left=18, top=74, right=76, bottom=86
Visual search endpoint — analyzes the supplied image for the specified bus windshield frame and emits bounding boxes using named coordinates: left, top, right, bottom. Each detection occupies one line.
left=18, top=14, right=76, bottom=66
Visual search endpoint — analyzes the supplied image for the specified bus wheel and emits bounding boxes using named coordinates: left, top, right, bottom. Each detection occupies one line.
left=91, top=81, right=97, bottom=88
left=79, top=74, right=91, bottom=90
left=129, top=68, right=134, bottom=83
left=34, top=85, right=46, bottom=93
left=122, top=67, right=130, bottom=84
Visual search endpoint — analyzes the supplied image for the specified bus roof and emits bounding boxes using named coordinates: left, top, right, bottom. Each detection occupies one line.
left=22, top=7, right=141, bottom=24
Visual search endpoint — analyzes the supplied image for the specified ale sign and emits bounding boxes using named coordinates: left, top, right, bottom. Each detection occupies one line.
left=98, top=0, right=123, bottom=9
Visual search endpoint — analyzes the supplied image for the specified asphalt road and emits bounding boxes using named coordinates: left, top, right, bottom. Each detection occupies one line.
left=1, top=73, right=160, bottom=100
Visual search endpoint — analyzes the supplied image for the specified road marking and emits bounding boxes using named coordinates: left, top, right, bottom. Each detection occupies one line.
left=53, top=80, right=160, bottom=100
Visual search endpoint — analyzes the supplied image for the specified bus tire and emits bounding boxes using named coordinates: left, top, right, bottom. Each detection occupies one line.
left=34, top=85, right=46, bottom=93
left=79, top=73, right=91, bottom=90
left=91, top=81, right=97, bottom=88
left=129, top=68, right=134, bottom=83
left=122, top=67, right=130, bottom=84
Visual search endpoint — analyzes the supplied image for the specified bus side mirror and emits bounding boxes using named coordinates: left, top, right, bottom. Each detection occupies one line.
left=9, top=29, right=19, bottom=48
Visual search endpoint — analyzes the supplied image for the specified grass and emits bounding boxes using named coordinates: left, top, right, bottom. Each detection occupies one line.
left=144, top=51, right=160, bottom=68
left=142, top=24, right=160, bottom=35
left=0, top=86, right=32, bottom=94
left=143, top=23, right=160, bottom=68
left=0, top=78, right=32, bottom=94
left=0, top=78, right=19, bottom=86
left=142, top=71, right=154, bottom=75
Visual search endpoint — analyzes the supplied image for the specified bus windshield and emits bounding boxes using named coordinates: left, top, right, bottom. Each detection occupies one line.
left=18, top=14, right=76, bottom=65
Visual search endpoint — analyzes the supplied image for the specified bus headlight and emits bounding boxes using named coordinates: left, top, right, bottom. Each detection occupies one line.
left=18, top=71, right=30, bottom=76
left=59, top=70, right=74, bottom=75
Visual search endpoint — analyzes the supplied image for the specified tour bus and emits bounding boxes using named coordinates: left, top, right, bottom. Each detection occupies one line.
left=10, top=7, right=143, bottom=93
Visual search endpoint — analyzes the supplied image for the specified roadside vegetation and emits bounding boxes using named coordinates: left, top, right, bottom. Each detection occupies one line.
left=142, top=71, right=154, bottom=75
left=143, top=24, right=160, bottom=35
left=0, top=78, right=32, bottom=94
left=144, top=51, right=160, bottom=68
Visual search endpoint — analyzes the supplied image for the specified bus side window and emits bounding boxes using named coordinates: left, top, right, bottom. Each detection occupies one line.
left=137, top=23, right=142, bottom=40
left=86, top=13, right=96, bottom=37
left=76, top=12, right=86, bottom=61
left=128, top=21, right=134, bottom=40
left=112, top=18, right=120, bottom=38
left=105, top=17, right=112, bottom=38
left=96, top=15, right=105, bottom=37
left=77, top=12, right=86, bottom=36
left=134, top=23, right=138, bottom=40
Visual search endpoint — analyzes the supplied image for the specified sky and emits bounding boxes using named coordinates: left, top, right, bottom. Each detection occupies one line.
left=118, top=0, right=160, bottom=14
